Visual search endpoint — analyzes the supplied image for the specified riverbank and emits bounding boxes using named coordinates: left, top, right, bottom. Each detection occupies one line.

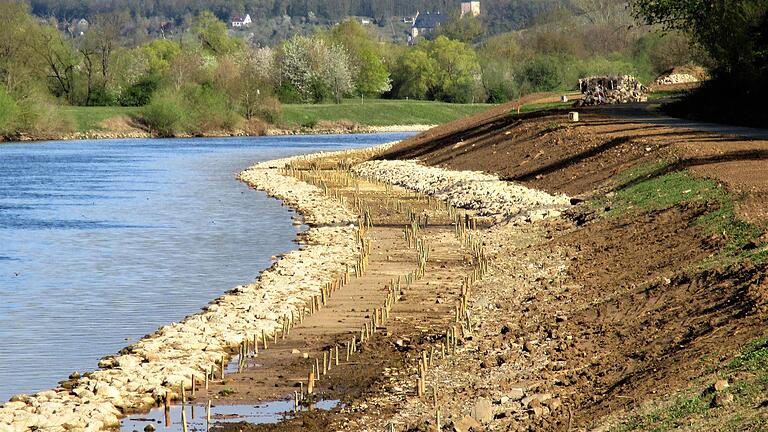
left=202, top=107, right=767, bottom=431
left=4, top=104, right=767, bottom=431
left=0, top=137, right=570, bottom=431
left=1, top=124, right=433, bottom=143
left=0, top=150, right=369, bottom=430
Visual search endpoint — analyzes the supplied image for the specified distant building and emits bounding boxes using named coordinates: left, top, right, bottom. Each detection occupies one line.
left=460, top=1, right=481, bottom=18
left=67, top=18, right=89, bottom=36
left=410, top=11, right=447, bottom=41
left=231, top=14, right=252, bottom=28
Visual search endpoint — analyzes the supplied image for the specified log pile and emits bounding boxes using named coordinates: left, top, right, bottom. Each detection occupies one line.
left=576, top=75, right=648, bottom=106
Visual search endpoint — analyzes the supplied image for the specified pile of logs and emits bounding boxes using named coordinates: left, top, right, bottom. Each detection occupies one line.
left=576, top=75, right=648, bottom=106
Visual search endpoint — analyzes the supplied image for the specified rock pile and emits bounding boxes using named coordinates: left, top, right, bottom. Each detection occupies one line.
left=352, top=160, right=571, bottom=222
left=576, top=75, right=648, bottom=106
left=0, top=156, right=360, bottom=432
left=654, top=66, right=708, bottom=86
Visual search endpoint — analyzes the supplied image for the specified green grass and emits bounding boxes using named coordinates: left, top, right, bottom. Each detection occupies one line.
left=62, top=106, right=140, bottom=133
left=608, top=335, right=768, bottom=432
left=61, top=100, right=493, bottom=134
left=601, top=163, right=766, bottom=265
left=281, top=99, right=494, bottom=127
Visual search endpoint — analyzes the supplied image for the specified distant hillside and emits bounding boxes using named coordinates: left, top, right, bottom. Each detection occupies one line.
left=30, top=0, right=570, bottom=40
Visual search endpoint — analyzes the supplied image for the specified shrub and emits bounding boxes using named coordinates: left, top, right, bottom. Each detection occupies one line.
left=0, top=86, right=19, bottom=136
left=140, top=90, right=187, bottom=137
left=182, top=84, right=240, bottom=134
left=253, top=96, right=282, bottom=124
left=522, top=56, right=562, bottom=91
left=119, top=78, right=160, bottom=107
left=13, top=89, right=74, bottom=137
left=88, top=85, right=117, bottom=106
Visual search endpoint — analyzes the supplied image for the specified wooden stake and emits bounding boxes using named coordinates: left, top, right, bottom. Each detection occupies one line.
left=181, top=406, right=188, bottom=432
left=206, top=400, right=211, bottom=431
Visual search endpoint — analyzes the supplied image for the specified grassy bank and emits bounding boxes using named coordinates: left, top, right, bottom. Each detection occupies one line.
left=280, top=99, right=494, bottom=128
left=62, top=106, right=142, bottom=133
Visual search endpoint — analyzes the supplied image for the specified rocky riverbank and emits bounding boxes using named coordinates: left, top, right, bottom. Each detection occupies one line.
left=0, top=143, right=571, bottom=432
left=353, top=160, right=570, bottom=222
left=1, top=125, right=432, bottom=144
left=0, top=155, right=362, bottom=431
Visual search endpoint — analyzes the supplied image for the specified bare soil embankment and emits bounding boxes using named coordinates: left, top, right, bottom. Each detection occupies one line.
left=374, top=106, right=768, bottom=430
left=200, top=105, right=768, bottom=432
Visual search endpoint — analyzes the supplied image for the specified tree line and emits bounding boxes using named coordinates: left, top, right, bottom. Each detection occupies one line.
left=28, top=0, right=585, bottom=37
left=0, top=0, right=697, bottom=138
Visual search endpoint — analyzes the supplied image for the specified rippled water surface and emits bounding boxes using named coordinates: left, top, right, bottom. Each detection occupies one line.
left=0, top=133, right=412, bottom=401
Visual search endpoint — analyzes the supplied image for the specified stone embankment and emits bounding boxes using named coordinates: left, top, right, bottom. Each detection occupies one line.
left=0, top=157, right=360, bottom=432
left=0, top=145, right=569, bottom=432
left=353, top=160, right=571, bottom=221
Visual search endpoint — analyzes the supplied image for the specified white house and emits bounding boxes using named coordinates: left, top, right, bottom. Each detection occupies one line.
left=460, top=1, right=481, bottom=18
left=231, top=14, right=252, bottom=28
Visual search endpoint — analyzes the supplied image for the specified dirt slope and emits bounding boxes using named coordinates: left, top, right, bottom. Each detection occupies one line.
left=377, top=106, right=768, bottom=430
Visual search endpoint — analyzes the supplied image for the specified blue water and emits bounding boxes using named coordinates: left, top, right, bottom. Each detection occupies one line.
left=0, top=133, right=412, bottom=402
left=121, top=399, right=340, bottom=431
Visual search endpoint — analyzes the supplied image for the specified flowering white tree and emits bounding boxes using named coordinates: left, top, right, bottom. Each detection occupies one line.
left=237, top=47, right=278, bottom=119
left=279, top=35, right=355, bottom=103
left=325, top=42, right=356, bottom=103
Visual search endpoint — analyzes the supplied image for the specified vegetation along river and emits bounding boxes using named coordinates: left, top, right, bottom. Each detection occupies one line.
left=0, top=133, right=413, bottom=402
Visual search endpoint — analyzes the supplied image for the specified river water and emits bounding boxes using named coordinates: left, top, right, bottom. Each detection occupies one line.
left=0, top=133, right=412, bottom=402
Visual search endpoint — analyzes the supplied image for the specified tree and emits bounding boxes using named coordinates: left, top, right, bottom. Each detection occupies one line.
left=326, top=43, right=356, bottom=103
left=436, top=12, right=486, bottom=43
left=428, top=36, right=483, bottom=102
left=323, top=20, right=391, bottom=96
left=236, top=47, right=277, bottom=119
left=0, top=2, right=39, bottom=92
left=90, top=11, right=131, bottom=87
left=28, top=23, right=78, bottom=103
left=392, top=48, right=436, bottom=99
left=193, top=11, right=245, bottom=56
left=279, top=35, right=355, bottom=103
left=141, top=39, right=182, bottom=76
left=77, top=32, right=100, bottom=105
left=631, top=0, right=768, bottom=81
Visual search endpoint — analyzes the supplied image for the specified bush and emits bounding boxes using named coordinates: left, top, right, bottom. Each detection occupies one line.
left=88, top=85, right=118, bottom=106
left=14, top=89, right=74, bottom=137
left=522, top=56, right=562, bottom=91
left=119, top=78, right=160, bottom=107
left=140, top=84, right=242, bottom=137
left=140, top=90, right=187, bottom=137
left=254, top=96, right=282, bottom=124
left=277, top=82, right=303, bottom=104
left=0, top=86, right=19, bottom=136
left=182, top=84, right=240, bottom=134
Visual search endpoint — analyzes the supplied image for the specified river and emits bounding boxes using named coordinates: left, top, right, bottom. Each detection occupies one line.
left=0, top=133, right=412, bottom=402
